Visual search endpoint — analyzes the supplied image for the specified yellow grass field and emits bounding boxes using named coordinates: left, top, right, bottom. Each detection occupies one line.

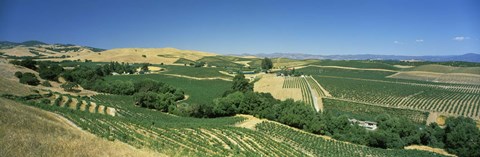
left=66, top=48, right=217, bottom=64
left=0, top=98, right=163, bottom=157
left=254, top=74, right=302, bottom=101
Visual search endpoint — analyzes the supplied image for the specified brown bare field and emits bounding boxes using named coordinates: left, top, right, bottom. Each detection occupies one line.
left=388, top=71, right=480, bottom=85
left=253, top=74, right=302, bottom=101
left=0, top=98, right=163, bottom=157
left=404, top=145, right=455, bottom=157
left=426, top=112, right=440, bottom=126
left=64, top=47, right=217, bottom=64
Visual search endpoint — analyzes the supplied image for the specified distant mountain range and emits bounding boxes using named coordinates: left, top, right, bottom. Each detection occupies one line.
left=0, top=40, right=105, bottom=52
left=2, top=40, right=478, bottom=63
left=236, top=53, right=480, bottom=63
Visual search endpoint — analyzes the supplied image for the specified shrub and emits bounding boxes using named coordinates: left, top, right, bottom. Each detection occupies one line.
left=41, top=81, right=52, bottom=87
left=61, top=82, right=80, bottom=92
left=38, top=63, right=64, bottom=81
left=18, top=72, right=40, bottom=86
left=14, top=71, right=23, bottom=78
left=10, top=58, right=37, bottom=70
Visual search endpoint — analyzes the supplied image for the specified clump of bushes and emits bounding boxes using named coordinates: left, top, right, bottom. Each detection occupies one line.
left=41, top=81, right=52, bottom=87
left=15, top=71, right=40, bottom=86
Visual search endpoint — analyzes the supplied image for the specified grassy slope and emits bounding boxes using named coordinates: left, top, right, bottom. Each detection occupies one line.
left=0, top=98, right=162, bottom=157
left=410, top=64, right=480, bottom=74
left=197, top=56, right=244, bottom=67
left=159, top=65, right=232, bottom=79
left=105, top=74, right=232, bottom=104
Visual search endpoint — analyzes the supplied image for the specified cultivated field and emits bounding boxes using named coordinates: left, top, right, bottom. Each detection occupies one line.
left=389, top=71, right=480, bottom=85
left=105, top=74, right=232, bottom=104
left=298, top=65, right=480, bottom=120
left=3, top=94, right=446, bottom=157
left=253, top=74, right=302, bottom=101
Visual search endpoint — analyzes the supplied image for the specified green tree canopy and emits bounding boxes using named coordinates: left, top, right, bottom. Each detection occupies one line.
left=261, top=57, right=273, bottom=70
left=231, top=74, right=252, bottom=93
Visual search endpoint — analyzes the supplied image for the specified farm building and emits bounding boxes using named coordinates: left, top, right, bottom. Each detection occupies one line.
left=348, top=119, right=378, bottom=131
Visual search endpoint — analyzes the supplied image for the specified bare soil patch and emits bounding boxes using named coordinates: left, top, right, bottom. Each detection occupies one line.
left=426, top=112, right=439, bottom=126
left=393, top=65, right=414, bottom=68
left=253, top=74, right=302, bottom=101
left=235, top=114, right=265, bottom=130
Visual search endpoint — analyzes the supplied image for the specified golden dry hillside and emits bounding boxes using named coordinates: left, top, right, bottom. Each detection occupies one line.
left=0, top=98, right=163, bottom=157
left=67, top=47, right=217, bottom=64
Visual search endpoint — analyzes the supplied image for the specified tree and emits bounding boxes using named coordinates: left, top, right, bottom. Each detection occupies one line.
left=11, top=58, right=37, bottom=70
left=14, top=71, right=23, bottom=78
left=141, top=63, right=149, bottom=72
left=444, top=117, right=480, bottom=157
left=38, top=63, right=64, bottom=81
left=61, top=82, right=80, bottom=92
left=41, top=80, right=52, bottom=87
left=194, top=61, right=205, bottom=67
left=420, top=123, right=445, bottom=148
left=231, top=74, right=252, bottom=93
left=18, top=72, right=40, bottom=86
left=261, top=57, right=273, bottom=71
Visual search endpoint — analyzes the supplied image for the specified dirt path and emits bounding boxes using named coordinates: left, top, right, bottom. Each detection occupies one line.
left=234, top=61, right=251, bottom=67
left=404, top=145, right=456, bottom=157
left=304, top=77, right=321, bottom=112
left=164, top=74, right=232, bottom=81
left=234, top=114, right=266, bottom=130
left=308, top=76, right=332, bottom=97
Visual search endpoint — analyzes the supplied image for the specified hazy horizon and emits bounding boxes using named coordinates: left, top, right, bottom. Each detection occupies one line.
left=1, top=0, right=479, bottom=55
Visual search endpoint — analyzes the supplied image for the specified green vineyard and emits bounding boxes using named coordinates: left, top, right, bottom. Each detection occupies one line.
left=313, top=75, right=480, bottom=119
left=256, top=122, right=445, bottom=157
left=17, top=94, right=446, bottom=157
left=305, top=76, right=327, bottom=97
left=282, top=77, right=315, bottom=107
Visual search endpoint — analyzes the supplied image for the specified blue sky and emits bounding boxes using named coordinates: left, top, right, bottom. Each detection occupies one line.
left=1, top=0, right=479, bottom=55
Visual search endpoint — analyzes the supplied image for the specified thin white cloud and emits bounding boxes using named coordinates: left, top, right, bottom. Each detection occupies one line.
left=453, top=36, right=470, bottom=41
left=415, top=39, right=424, bottom=43
left=393, top=41, right=402, bottom=44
